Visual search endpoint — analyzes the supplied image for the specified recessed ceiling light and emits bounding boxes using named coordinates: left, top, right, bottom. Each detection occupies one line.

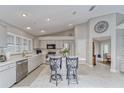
left=72, top=11, right=77, bottom=15
left=46, top=18, right=50, bottom=22
left=26, top=27, right=31, bottom=30
left=41, top=30, right=45, bottom=33
left=68, top=24, right=73, bottom=27
left=22, top=13, right=27, bottom=17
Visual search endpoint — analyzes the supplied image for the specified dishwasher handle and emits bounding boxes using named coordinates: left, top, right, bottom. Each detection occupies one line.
left=17, top=62, right=23, bottom=65
left=16, top=59, right=28, bottom=64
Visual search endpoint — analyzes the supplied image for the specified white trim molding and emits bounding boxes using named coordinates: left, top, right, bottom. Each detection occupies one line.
left=110, top=69, right=120, bottom=73
left=39, top=36, right=74, bottom=40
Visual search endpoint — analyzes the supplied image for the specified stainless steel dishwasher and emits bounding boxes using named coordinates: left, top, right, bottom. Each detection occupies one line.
left=16, top=59, right=28, bottom=83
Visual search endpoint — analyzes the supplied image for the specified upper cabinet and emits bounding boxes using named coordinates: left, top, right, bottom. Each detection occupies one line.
left=33, top=38, right=40, bottom=49
left=6, top=32, right=33, bottom=54
left=0, top=25, right=7, bottom=48
left=15, top=36, right=22, bottom=53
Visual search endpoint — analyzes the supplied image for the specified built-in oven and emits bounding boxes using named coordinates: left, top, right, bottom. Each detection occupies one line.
left=16, top=59, right=28, bottom=83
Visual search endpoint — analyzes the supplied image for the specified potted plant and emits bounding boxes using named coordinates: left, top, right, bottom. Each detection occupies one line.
left=60, top=48, right=69, bottom=57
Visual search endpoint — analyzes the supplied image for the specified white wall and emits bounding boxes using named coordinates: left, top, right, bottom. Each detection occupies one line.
left=6, top=25, right=33, bottom=39
left=88, top=13, right=117, bottom=71
left=0, top=21, right=34, bottom=53
left=116, top=13, right=124, bottom=26
left=116, top=29, right=124, bottom=72
left=89, top=14, right=115, bottom=38
left=0, top=20, right=34, bottom=39
left=74, top=22, right=89, bottom=64
left=43, top=29, right=74, bottom=36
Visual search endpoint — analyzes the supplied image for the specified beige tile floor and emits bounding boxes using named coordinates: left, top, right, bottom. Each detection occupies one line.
left=13, top=63, right=124, bottom=88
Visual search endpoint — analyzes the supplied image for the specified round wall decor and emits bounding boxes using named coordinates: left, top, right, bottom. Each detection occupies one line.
left=94, top=21, right=109, bottom=33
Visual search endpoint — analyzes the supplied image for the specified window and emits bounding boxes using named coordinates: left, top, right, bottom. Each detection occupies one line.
left=15, top=37, right=22, bottom=53
left=6, top=33, right=15, bottom=53
left=6, top=32, right=32, bottom=54
left=103, top=44, right=109, bottom=53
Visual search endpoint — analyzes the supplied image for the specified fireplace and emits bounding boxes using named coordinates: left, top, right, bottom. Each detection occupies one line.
left=46, top=52, right=56, bottom=58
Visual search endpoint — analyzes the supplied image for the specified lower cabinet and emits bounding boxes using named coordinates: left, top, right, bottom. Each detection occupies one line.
left=28, top=54, right=42, bottom=73
left=0, top=63, right=16, bottom=88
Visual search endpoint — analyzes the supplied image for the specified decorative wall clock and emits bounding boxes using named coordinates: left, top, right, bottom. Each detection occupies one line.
left=94, top=21, right=109, bottom=33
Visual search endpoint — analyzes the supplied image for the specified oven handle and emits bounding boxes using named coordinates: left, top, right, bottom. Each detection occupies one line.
left=16, top=60, right=28, bottom=64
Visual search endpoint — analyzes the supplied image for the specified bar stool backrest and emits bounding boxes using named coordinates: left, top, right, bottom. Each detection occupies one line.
left=66, top=56, right=78, bottom=69
left=49, top=57, right=62, bottom=71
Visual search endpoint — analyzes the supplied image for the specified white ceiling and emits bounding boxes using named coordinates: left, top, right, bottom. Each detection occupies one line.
left=0, top=5, right=124, bottom=36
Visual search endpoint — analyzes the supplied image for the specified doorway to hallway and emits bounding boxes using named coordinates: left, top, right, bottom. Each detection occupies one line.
left=93, top=36, right=111, bottom=67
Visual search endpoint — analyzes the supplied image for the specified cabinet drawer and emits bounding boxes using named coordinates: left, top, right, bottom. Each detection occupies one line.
left=0, top=63, right=16, bottom=72
left=0, top=66, right=16, bottom=88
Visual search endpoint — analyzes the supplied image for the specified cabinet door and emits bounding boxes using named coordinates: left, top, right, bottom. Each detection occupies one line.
left=56, top=41, right=59, bottom=49
left=7, top=34, right=15, bottom=53
left=23, top=39, right=28, bottom=51
left=0, top=67, right=16, bottom=88
left=28, top=58, right=33, bottom=73
left=0, top=25, right=7, bottom=48
left=15, top=36, right=22, bottom=53
left=60, top=41, right=64, bottom=48
left=41, top=40, right=46, bottom=49
left=28, top=40, right=32, bottom=52
left=43, top=41, right=46, bottom=49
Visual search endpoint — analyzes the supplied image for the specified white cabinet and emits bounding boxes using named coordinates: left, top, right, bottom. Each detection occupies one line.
left=7, top=32, right=33, bottom=54
left=33, top=38, right=40, bottom=49
left=41, top=41, right=46, bottom=49
left=7, top=34, right=15, bottom=53
left=0, top=63, right=16, bottom=88
left=55, top=41, right=59, bottom=49
left=28, top=40, right=32, bottom=52
left=56, top=41, right=63, bottom=49
left=60, top=41, right=64, bottom=48
left=0, top=25, right=7, bottom=48
left=28, top=54, right=42, bottom=73
left=15, top=36, right=22, bottom=53
left=23, top=39, right=28, bottom=51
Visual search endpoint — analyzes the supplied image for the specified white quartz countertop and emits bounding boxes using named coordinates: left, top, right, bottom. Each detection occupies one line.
left=0, top=53, right=42, bottom=67
left=0, top=57, right=27, bottom=67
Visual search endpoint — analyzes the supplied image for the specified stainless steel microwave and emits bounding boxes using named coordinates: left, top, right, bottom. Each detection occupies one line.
left=47, top=44, right=56, bottom=49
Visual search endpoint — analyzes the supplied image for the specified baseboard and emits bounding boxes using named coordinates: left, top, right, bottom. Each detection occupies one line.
left=110, top=69, right=120, bottom=73
left=88, top=64, right=94, bottom=67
